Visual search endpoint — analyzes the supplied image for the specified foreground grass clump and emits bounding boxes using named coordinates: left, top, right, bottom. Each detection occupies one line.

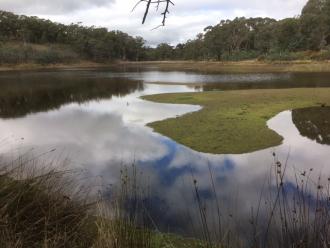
left=0, top=159, right=203, bottom=248
left=0, top=166, right=97, bottom=247
left=143, top=88, right=330, bottom=154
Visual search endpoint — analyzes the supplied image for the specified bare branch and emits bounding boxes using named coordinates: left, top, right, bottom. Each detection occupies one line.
left=134, top=0, right=174, bottom=26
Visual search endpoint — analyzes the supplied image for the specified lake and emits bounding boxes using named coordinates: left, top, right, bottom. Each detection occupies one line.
left=1, top=67, right=330, bottom=240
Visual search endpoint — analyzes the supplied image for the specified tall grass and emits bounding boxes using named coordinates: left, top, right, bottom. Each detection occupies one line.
left=94, top=163, right=156, bottom=248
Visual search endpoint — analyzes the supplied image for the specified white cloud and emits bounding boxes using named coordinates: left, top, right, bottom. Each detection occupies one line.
left=0, top=0, right=309, bottom=45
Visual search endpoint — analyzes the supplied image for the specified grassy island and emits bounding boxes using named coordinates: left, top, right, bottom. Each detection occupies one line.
left=143, top=88, right=330, bottom=154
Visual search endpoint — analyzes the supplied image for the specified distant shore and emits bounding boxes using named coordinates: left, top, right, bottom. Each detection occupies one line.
left=0, top=61, right=113, bottom=72
left=1, top=60, right=330, bottom=73
left=124, top=60, right=330, bottom=73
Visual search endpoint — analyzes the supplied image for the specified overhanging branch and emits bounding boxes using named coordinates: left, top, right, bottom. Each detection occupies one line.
left=133, top=0, right=175, bottom=26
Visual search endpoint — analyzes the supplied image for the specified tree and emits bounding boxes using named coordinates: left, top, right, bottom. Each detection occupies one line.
left=184, top=34, right=206, bottom=60
left=276, top=18, right=301, bottom=51
left=153, top=43, right=174, bottom=60
left=0, top=10, right=148, bottom=62
left=300, top=0, right=328, bottom=50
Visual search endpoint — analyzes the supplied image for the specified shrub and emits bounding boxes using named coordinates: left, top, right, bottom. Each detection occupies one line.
left=33, top=47, right=79, bottom=65
left=221, top=50, right=260, bottom=61
left=257, top=49, right=314, bottom=61
left=311, top=49, right=330, bottom=61
left=0, top=43, right=79, bottom=65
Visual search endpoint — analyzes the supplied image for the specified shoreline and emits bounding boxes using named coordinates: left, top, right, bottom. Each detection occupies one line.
left=120, top=60, right=330, bottom=73
left=1, top=60, right=330, bottom=73
left=0, top=61, right=114, bottom=72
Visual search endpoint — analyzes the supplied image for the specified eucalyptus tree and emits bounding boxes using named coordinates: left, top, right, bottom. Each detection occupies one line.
left=276, top=18, right=301, bottom=51
left=300, top=0, right=328, bottom=50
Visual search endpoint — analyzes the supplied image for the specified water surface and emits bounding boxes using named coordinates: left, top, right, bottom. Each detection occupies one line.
left=1, top=68, right=330, bottom=239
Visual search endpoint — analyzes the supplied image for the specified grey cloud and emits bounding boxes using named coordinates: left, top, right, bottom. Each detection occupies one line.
left=0, top=0, right=115, bottom=14
left=0, top=0, right=309, bottom=45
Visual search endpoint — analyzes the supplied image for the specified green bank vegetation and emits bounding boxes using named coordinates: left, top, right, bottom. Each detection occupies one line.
left=143, top=88, right=330, bottom=154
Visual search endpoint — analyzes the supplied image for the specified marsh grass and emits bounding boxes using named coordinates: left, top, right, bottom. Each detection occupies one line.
left=94, top=163, right=156, bottom=248
left=143, top=88, right=330, bottom=154
left=261, top=154, right=330, bottom=248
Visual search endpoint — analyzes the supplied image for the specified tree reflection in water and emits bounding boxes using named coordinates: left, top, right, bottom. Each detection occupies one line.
left=292, top=106, right=330, bottom=145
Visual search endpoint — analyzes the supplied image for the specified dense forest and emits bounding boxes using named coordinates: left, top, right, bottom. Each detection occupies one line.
left=0, top=11, right=147, bottom=64
left=0, top=0, right=329, bottom=64
left=150, top=0, right=330, bottom=61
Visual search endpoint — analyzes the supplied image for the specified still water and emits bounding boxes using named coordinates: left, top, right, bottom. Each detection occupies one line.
left=0, top=68, right=330, bottom=238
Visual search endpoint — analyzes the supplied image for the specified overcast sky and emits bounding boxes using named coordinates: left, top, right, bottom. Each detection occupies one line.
left=0, top=0, right=308, bottom=46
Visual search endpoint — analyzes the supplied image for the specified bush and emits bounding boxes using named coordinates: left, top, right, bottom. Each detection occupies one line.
left=221, top=50, right=260, bottom=61
left=0, top=43, right=79, bottom=65
left=311, top=49, right=330, bottom=61
left=0, top=45, right=34, bottom=64
left=258, top=50, right=309, bottom=61
left=33, top=47, right=79, bottom=65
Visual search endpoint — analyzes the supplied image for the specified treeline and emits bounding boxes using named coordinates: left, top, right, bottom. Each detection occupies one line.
left=150, top=0, right=330, bottom=61
left=0, top=10, right=146, bottom=63
left=1, top=0, right=330, bottom=64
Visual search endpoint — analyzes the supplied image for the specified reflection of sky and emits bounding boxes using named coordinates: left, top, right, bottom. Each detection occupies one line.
left=0, top=84, right=199, bottom=163
left=62, top=84, right=201, bottom=125
left=1, top=72, right=330, bottom=238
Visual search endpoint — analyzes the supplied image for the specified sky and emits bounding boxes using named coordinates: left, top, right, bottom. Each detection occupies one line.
left=0, top=0, right=309, bottom=46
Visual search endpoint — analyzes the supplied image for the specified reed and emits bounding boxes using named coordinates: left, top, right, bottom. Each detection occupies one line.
left=188, top=152, right=330, bottom=248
